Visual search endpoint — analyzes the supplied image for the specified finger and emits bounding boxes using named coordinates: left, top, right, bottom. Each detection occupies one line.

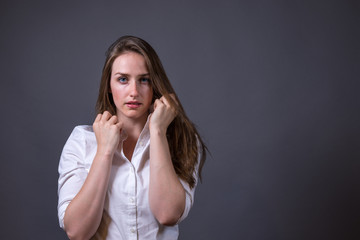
left=108, top=115, right=118, bottom=125
left=101, top=111, right=112, bottom=121
left=115, top=121, right=123, bottom=129
left=159, top=96, right=165, bottom=104
left=162, top=95, right=178, bottom=116
left=153, top=99, right=162, bottom=110
left=95, top=113, right=102, bottom=122
left=161, top=96, right=171, bottom=107
left=161, top=94, right=177, bottom=107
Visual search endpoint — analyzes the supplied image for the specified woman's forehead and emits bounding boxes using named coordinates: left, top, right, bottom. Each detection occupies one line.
left=112, top=52, right=149, bottom=74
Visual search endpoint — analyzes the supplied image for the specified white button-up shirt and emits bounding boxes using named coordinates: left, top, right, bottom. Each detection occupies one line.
left=57, top=118, right=199, bottom=240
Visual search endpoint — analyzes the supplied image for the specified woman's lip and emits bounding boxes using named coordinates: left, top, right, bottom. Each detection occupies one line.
left=126, top=102, right=142, bottom=108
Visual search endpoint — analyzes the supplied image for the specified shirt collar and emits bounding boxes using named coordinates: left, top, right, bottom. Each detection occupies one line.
left=120, top=114, right=151, bottom=142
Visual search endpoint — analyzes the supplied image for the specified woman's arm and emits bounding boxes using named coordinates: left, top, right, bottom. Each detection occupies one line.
left=64, top=112, right=122, bottom=239
left=149, top=96, right=186, bottom=226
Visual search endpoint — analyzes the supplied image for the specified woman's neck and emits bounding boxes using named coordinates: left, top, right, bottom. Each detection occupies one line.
left=119, top=114, right=148, bottom=141
left=118, top=114, right=148, bottom=160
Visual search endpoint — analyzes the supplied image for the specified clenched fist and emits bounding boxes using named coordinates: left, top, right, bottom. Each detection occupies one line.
left=149, top=94, right=178, bottom=134
left=93, top=111, right=123, bottom=157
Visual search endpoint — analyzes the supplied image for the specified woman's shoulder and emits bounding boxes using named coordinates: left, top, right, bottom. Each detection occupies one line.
left=68, top=125, right=95, bottom=142
left=73, top=125, right=94, bottom=133
left=63, top=125, right=97, bottom=156
left=60, top=125, right=96, bottom=174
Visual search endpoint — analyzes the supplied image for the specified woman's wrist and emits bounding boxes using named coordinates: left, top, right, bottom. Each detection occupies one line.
left=150, top=126, right=167, bottom=137
left=95, top=149, right=115, bottom=162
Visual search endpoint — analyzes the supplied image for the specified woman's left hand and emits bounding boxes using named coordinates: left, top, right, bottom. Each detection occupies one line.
left=148, top=94, right=185, bottom=225
left=149, top=94, right=177, bottom=133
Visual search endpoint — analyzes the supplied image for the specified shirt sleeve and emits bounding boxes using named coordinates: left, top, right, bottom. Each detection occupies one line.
left=177, top=140, right=203, bottom=223
left=57, top=126, right=89, bottom=229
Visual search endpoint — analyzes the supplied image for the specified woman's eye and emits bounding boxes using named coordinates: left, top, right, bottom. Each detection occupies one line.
left=118, top=77, right=127, bottom=83
left=140, top=78, right=150, bottom=84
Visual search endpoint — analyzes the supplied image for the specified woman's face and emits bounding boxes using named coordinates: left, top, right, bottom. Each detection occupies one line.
left=110, top=51, right=153, bottom=122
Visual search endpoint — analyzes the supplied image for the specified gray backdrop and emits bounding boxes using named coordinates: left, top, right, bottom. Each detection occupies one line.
left=1, top=0, right=359, bottom=239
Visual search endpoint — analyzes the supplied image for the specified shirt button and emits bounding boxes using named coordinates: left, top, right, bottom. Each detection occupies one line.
left=130, top=197, right=134, bottom=203
left=130, top=228, right=136, bottom=233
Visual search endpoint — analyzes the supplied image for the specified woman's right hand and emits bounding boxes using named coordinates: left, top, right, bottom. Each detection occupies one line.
left=64, top=111, right=122, bottom=239
left=93, top=111, right=122, bottom=156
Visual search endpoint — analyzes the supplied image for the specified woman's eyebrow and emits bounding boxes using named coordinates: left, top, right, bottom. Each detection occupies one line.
left=113, top=72, right=149, bottom=76
left=139, top=73, right=150, bottom=77
left=114, top=72, right=128, bottom=76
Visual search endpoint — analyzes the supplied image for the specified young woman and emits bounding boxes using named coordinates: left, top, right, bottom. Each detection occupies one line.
left=57, top=36, right=206, bottom=240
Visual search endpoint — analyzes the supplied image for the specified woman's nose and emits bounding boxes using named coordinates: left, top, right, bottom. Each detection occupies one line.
left=129, top=81, right=139, bottom=97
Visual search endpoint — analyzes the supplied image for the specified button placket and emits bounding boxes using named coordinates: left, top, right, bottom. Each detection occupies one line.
left=128, top=164, right=137, bottom=238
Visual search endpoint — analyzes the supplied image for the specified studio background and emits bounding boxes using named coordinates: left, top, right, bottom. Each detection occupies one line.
left=1, top=0, right=359, bottom=239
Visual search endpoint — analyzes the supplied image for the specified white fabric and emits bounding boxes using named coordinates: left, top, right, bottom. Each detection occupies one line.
left=57, top=118, right=199, bottom=240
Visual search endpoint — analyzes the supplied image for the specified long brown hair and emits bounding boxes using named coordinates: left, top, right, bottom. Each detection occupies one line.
left=96, top=36, right=206, bottom=188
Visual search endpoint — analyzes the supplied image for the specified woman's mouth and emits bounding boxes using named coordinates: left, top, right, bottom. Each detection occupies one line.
left=126, top=101, right=142, bottom=108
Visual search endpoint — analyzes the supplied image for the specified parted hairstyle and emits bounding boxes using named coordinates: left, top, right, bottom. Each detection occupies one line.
left=96, top=36, right=206, bottom=188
